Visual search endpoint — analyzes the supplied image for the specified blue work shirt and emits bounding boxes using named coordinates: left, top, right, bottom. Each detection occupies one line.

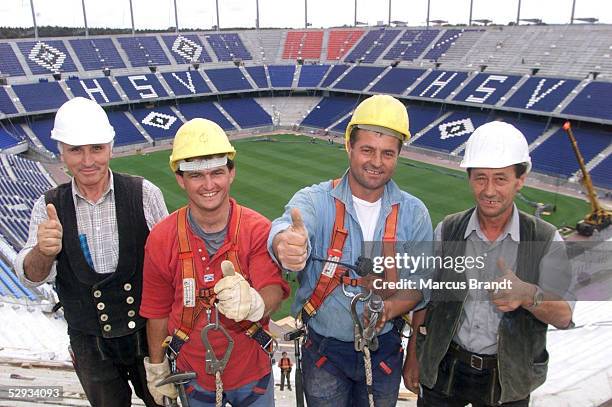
left=268, top=172, right=434, bottom=342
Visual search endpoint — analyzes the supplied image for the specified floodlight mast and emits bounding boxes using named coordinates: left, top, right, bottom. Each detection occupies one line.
left=30, top=0, right=38, bottom=39
left=82, top=0, right=88, bottom=37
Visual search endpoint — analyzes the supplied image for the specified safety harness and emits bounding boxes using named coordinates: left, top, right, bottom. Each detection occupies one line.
left=163, top=206, right=276, bottom=406
left=165, top=206, right=276, bottom=355
left=301, top=179, right=399, bottom=323
left=299, top=179, right=404, bottom=407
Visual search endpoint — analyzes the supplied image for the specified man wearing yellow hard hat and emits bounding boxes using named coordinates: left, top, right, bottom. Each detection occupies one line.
left=140, top=118, right=289, bottom=406
left=268, top=95, right=433, bottom=406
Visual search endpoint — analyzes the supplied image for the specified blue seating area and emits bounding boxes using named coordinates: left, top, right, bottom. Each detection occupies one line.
left=176, top=101, right=235, bottom=131
left=12, top=82, right=68, bottom=112
left=370, top=68, right=425, bottom=94
left=333, top=66, right=385, bottom=91
left=320, top=65, right=349, bottom=87
left=409, top=70, right=468, bottom=100
left=384, top=30, right=439, bottom=61
left=117, top=36, right=170, bottom=67
left=204, top=68, right=252, bottom=92
left=218, top=98, right=272, bottom=128
left=301, top=96, right=359, bottom=129
left=563, top=81, right=612, bottom=121
left=0, top=257, right=36, bottom=300
left=297, top=65, right=330, bottom=87
left=268, top=65, right=295, bottom=88
left=412, top=110, right=491, bottom=152
left=205, top=33, right=252, bottom=61
left=69, top=38, right=126, bottom=71
left=245, top=66, right=269, bottom=88
left=504, top=77, right=579, bottom=112
left=115, top=74, right=168, bottom=101
left=0, top=43, right=25, bottom=76
left=453, top=73, right=521, bottom=105
left=17, top=40, right=78, bottom=74
left=161, top=70, right=211, bottom=96
left=423, top=29, right=471, bottom=61
left=0, top=121, right=26, bottom=150
left=28, top=118, right=58, bottom=154
left=106, top=111, right=147, bottom=146
left=161, top=34, right=212, bottom=64
left=530, top=125, right=611, bottom=177
left=590, top=155, right=612, bottom=190
left=0, top=153, right=55, bottom=253
left=332, top=116, right=350, bottom=132
left=5, top=154, right=53, bottom=189
left=405, top=104, right=445, bottom=135
left=66, top=77, right=122, bottom=104
left=130, top=105, right=181, bottom=141
left=496, top=115, right=548, bottom=144
left=0, top=87, right=18, bottom=115
left=345, top=29, right=401, bottom=63
left=0, top=194, right=33, bottom=247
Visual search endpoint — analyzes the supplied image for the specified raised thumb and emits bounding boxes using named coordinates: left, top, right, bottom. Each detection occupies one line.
left=497, top=257, right=514, bottom=276
left=46, top=203, right=59, bottom=221
left=290, top=207, right=306, bottom=233
left=221, top=260, right=236, bottom=277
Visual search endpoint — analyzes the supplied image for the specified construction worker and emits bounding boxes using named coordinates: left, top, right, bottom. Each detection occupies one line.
left=269, top=95, right=433, bottom=406
left=405, top=121, right=575, bottom=406
left=140, top=118, right=290, bottom=406
left=14, top=97, right=169, bottom=407
left=278, top=351, right=293, bottom=391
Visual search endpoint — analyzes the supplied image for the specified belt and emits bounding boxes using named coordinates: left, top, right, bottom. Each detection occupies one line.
left=448, top=342, right=497, bottom=371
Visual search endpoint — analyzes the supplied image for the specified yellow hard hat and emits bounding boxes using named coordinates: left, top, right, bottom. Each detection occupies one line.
left=169, top=118, right=236, bottom=172
left=344, top=95, right=411, bottom=149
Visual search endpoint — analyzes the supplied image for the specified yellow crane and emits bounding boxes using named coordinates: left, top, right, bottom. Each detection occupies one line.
left=562, top=121, right=612, bottom=237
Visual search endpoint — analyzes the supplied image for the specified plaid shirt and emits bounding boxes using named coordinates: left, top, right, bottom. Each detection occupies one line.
left=14, top=172, right=168, bottom=286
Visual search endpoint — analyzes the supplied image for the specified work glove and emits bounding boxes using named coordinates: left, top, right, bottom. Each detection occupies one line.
left=214, top=260, right=265, bottom=322
left=144, top=356, right=178, bottom=405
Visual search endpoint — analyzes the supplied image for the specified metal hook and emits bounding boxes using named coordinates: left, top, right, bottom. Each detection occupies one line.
left=201, top=307, right=234, bottom=375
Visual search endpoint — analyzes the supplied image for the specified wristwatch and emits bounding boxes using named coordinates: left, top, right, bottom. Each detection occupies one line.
left=529, top=285, right=544, bottom=309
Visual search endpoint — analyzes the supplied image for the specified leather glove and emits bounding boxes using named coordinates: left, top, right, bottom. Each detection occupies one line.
left=214, top=260, right=265, bottom=322
left=144, top=356, right=178, bottom=405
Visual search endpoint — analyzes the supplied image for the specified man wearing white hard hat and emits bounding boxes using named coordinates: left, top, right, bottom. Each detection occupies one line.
left=404, top=121, right=575, bottom=406
left=14, top=97, right=169, bottom=407
left=140, top=118, right=289, bottom=406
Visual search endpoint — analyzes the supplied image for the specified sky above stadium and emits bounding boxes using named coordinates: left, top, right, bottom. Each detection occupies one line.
left=1, top=0, right=611, bottom=29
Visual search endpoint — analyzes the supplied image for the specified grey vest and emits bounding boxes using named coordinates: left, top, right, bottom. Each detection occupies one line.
left=417, top=208, right=556, bottom=403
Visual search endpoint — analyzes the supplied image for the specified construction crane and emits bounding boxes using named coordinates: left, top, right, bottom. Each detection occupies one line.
left=562, top=121, right=612, bottom=237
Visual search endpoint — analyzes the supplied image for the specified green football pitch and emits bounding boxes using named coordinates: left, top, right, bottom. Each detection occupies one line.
left=110, top=134, right=589, bottom=319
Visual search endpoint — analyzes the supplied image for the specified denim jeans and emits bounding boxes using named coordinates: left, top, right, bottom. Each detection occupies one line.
left=185, top=372, right=274, bottom=407
left=301, top=329, right=403, bottom=407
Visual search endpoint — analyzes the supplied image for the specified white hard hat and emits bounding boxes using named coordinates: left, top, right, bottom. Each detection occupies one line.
left=460, top=121, right=531, bottom=174
left=51, top=97, right=115, bottom=146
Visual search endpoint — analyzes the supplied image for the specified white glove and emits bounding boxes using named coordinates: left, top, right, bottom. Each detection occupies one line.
left=144, top=356, right=178, bottom=405
left=214, top=260, right=265, bottom=322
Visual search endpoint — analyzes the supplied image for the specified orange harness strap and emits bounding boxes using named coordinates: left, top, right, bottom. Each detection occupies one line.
left=170, top=205, right=274, bottom=354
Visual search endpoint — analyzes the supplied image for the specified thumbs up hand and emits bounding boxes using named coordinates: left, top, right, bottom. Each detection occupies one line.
left=490, top=258, right=537, bottom=313
left=214, top=260, right=265, bottom=322
left=272, top=208, right=309, bottom=272
left=36, top=204, right=63, bottom=257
